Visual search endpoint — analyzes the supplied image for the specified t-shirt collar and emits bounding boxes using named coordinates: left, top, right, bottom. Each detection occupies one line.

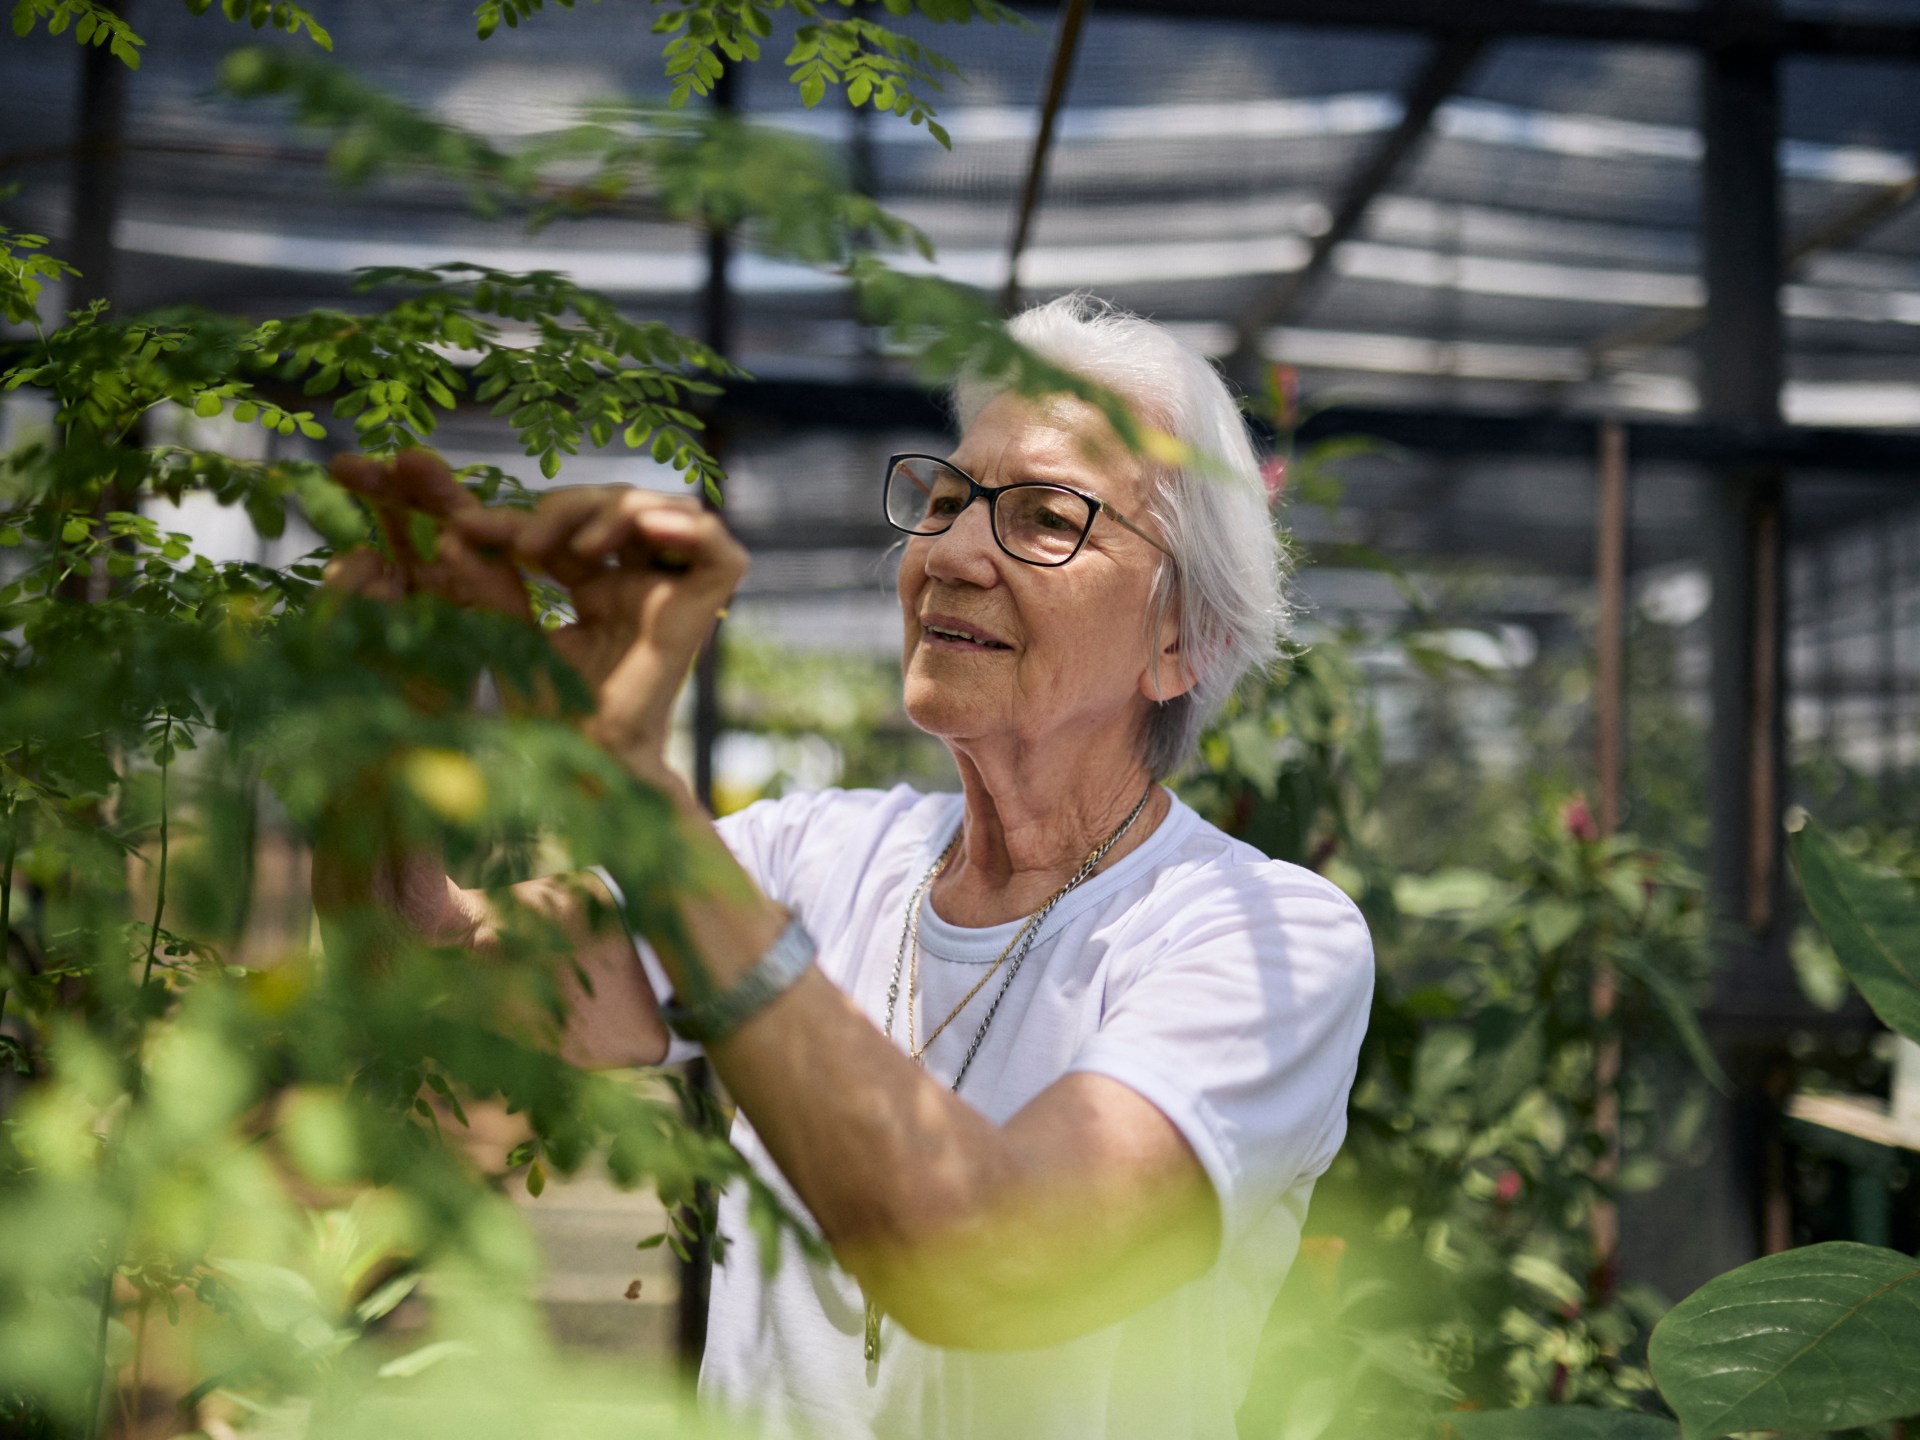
left=912, top=787, right=1195, bottom=963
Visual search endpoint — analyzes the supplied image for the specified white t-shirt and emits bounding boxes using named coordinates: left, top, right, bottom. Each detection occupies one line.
left=630, top=784, right=1373, bottom=1440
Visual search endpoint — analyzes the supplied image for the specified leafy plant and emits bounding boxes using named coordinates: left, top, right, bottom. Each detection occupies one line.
left=1177, top=406, right=1716, bottom=1438
left=1446, top=819, right=1920, bottom=1438
left=0, top=2, right=1114, bottom=1435
left=1635, top=818, right=1920, bottom=1440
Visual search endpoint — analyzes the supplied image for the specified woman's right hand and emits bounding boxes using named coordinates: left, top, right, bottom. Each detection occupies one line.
left=312, top=450, right=519, bottom=949
left=323, top=449, right=533, bottom=629
left=314, top=451, right=675, bottom=1064
left=450, top=485, right=748, bottom=786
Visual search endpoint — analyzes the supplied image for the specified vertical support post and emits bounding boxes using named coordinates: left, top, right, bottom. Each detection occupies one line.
left=1595, top=420, right=1629, bottom=838
left=1700, top=0, right=1789, bottom=968
left=67, top=0, right=130, bottom=313
left=677, top=62, right=737, bottom=1378
left=1590, top=417, right=1628, bottom=1302
left=1878, top=527, right=1898, bottom=774
left=58, top=0, right=134, bottom=607
left=1817, top=539, right=1838, bottom=753
left=1698, top=0, right=1795, bottom=1274
left=1002, top=0, right=1092, bottom=315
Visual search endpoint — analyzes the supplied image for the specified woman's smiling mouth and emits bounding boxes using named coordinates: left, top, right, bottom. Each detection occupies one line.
left=920, top=612, right=1014, bottom=651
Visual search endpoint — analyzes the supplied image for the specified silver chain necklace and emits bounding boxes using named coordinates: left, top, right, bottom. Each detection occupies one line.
left=862, top=780, right=1156, bottom=1369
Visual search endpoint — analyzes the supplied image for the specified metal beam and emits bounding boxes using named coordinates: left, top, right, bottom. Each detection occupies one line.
left=1585, top=174, right=1920, bottom=377
left=1225, top=35, right=1484, bottom=384
left=718, top=377, right=1920, bottom=477
left=1003, top=0, right=1093, bottom=314
left=1031, top=0, right=1920, bottom=62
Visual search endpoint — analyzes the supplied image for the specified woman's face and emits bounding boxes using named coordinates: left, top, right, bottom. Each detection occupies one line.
left=897, top=392, right=1183, bottom=764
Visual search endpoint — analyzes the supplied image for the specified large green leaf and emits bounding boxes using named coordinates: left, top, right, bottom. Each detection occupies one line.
left=1649, top=1240, right=1920, bottom=1438
left=1439, top=1407, right=1679, bottom=1438
left=1790, top=819, right=1920, bottom=1045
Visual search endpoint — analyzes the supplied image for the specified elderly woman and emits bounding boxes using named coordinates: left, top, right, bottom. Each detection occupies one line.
left=327, top=296, right=1373, bottom=1440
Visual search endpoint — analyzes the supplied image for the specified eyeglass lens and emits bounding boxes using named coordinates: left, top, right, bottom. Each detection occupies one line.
left=886, top=458, right=1093, bottom=566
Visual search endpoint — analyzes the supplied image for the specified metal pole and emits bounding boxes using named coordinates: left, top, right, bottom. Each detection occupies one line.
left=1590, top=418, right=1628, bottom=1301
left=1878, top=527, right=1898, bottom=773
left=1700, top=0, right=1789, bottom=960
left=1225, top=36, right=1484, bottom=384
left=677, top=61, right=737, bottom=1378
left=67, top=0, right=130, bottom=314
left=1002, top=0, right=1093, bottom=315
left=1596, top=420, right=1628, bottom=837
left=1698, top=0, right=1795, bottom=1275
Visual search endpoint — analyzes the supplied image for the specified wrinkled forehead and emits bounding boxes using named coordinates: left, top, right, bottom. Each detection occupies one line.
left=951, top=392, right=1155, bottom=507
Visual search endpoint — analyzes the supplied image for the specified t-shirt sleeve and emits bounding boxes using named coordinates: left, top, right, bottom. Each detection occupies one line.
left=1065, top=867, right=1374, bottom=1251
left=590, top=787, right=891, bottom=1066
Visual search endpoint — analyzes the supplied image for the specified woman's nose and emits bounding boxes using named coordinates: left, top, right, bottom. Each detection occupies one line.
left=923, top=499, right=1002, bottom=584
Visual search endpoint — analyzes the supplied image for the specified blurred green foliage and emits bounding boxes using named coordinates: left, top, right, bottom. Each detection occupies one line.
left=1184, top=627, right=1717, bottom=1437
left=0, top=3, right=1088, bottom=1435
left=1170, top=416, right=1722, bottom=1437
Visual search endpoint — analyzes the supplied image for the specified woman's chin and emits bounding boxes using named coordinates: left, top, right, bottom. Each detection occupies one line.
left=901, top=675, right=994, bottom=743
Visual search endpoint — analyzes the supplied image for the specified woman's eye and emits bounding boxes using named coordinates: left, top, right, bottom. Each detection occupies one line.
left=1034, top=506, right=1077, bottom=531
left=929, top=495, right=965, bottom=516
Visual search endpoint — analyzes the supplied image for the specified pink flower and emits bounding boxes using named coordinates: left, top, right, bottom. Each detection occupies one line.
left=1561, top=795, right=1599, bottom=843
left=1260, top=455, right=1288, bottom=505
left=1494, top=1170, right=1523, bottom=1206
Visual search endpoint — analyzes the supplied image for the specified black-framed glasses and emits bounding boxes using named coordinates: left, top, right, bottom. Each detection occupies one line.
left=882, top=453, right=1171, bottom=569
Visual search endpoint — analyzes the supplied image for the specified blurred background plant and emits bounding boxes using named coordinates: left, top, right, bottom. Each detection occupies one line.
left=1181, top=400, right=1725, bottom=1437
left=0, top=3, right=1062, bottom=1437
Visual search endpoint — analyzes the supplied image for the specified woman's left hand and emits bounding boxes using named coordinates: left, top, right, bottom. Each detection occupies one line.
left=452, top=486, right=747, bottom=782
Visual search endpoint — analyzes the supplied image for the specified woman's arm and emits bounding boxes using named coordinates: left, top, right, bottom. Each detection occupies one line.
left=327, top=454, right=1222, bottom=1346
left=667, top=782, right=1223, bottom=1347
left=312, top=453, right=670, bottom=1071
left=452, top=481, right=1224, bottom=1348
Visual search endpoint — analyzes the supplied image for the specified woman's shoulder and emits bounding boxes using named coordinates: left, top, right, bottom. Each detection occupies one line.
left=713, top=784, right=955, bottom=897
left=717, top=782, right=948, bottom=843
left=1102, top=797, right=1376, bottom=998
left=1157, top=796, right=1369, bottom=924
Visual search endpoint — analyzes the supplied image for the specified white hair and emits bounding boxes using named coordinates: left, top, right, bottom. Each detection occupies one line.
left=950, top=294, right=1290, bottom=777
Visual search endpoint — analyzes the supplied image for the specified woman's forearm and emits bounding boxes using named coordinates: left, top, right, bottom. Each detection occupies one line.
left=631, top=780, right=1050, bottom=1328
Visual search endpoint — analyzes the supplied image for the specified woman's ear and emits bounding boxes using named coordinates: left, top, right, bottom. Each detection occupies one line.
left=1141, top=609, right=1196, bottom=704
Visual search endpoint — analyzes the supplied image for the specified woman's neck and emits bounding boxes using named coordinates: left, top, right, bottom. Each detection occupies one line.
left=928, top=739, right=1167, bottom=929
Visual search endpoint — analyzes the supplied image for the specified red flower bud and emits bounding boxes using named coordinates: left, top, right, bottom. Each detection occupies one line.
left=1494, top=1169, right=1523, bottom=1205
left=1561, top=795, right=1599, bottom=843
left=1260, top=455, right=1288, bottom=506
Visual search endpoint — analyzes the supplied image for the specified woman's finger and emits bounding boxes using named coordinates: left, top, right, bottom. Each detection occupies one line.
left=331, top=452, right=427, bottom=576
left=502, top=488, right=617, bottom=563
left=414, top=528, right=533, bottom=619
left=389, top=449, right=480, bottom=520
left=321, top=547, right=405, bottom=602
left=560, top=492, right=740, bottom=597
left=329, top=453, right=388, bottom=496
left=570, top=491, right=703, bottom=562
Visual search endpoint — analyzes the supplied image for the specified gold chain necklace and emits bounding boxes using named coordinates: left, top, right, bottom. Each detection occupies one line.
left=863, top=781, right=1157, bottom=1371
left=904, top=835, right=1045, bottom=1059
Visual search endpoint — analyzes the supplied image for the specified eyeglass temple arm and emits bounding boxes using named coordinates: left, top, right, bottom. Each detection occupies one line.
left=1098, top=501, right=1174, bottom=558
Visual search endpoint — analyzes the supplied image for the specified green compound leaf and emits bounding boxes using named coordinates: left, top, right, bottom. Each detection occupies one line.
left=1650, top=1241, right=1920, bottom=1439
left=1790, top=817, right=1920, bottom=1045
left=1439, top=1407, right=1679, bottom=1439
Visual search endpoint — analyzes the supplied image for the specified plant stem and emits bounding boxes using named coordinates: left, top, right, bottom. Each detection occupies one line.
left=0, top=800, right=15, bottom=1031
left=83, top=1266, right=114, bottom=1440
left=141, top=715, right=172, bottom=989
left=127, top=1292, right=148, bottom=1437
